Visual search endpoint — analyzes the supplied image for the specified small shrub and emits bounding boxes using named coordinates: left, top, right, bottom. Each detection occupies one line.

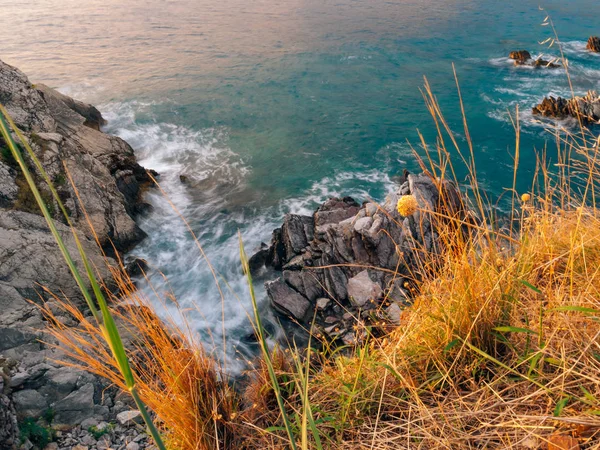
left=19, top=418, right=54, bottom=448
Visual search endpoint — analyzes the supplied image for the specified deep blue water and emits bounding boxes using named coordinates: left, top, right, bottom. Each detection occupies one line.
left=2, top=0, right=599, bottom=369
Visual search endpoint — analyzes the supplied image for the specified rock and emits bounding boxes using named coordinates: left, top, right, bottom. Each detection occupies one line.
left=12, top=389, right=48, bottom=418
left=386, top=302, right=403, bottom=325
left=126, top=442, right=140, bottom=450
left=587, top=36, right=600, bottom=53
left=53, top=383, right=95, bottom=425
left=43, top=443, right=58, bottom=450
left=0, top=392, right=18, bottom=450
left=509, top=50, right=531, bottom=64
left=257, top=172, right=466, bottom=343
left=248, top=243, right=269, bottom=276
left=116, top=410, right=143, bottom=426
left=532, top=58, right=560, bottom=69
left=72, top=445, right=88, bottom=450
left=347, top=271, right=382, bottom=307
left=124, top=257, right=149, bottom=278
left=265, top=278, right=311, bottom=322
left=316, top=298, right=331, bottom=310
left=533, top=91, right=600, bottom=124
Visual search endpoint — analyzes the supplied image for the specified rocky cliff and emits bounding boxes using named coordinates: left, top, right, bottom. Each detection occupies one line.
left=0, top=60, right=155, bottom=449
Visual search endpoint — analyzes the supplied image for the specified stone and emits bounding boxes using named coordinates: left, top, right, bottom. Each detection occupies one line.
left=0, top=393, right=18, bottom=450
left=587, top=36, right=600, bottom=53
left=316, top=298, right=331, bottom=310
left=281, top=215, right=314, bottom=258
left=265, top=278, right=311, bottom=322
left=116, top=410, right=143, bottom=426
left=386, top=302, right=403, bottom=325
left=12, top=389, right=48, bottom=418
left=53, top=383, right=95, bottom=425
left=72, top=446, right=88, bottom=450
left=347, top=271, right=383, bottom=307
left=43, top=443, right=58, bottom=450
left=126, top=443, right=140, bottom=450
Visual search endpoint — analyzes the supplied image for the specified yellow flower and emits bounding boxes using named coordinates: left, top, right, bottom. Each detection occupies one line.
left=521, top=193, right=531, bottom=202
left=397, top=195, right=418, bottom=216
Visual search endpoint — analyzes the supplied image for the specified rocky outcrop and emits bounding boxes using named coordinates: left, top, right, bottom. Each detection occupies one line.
left=252, top=173, right=466, bottom=344
left=0, top=59, right=152, bottom=254
left=0, top=59, right=154, bottom=442
left=508, top=50, right=560, bottom=69
left=532, top=91, right=600, bottom=124
left=587, top=36, right=600, bottom=53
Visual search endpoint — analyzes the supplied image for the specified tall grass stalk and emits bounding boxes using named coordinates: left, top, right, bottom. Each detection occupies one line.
left=0, top=105, right=167, bottom=450
left=239, top=233, right=299, bottom=450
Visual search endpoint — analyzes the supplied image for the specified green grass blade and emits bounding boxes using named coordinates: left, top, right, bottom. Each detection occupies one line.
left=239, top=233, right=298, bottom=450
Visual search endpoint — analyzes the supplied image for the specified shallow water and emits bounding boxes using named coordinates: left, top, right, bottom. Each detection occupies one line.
left=2, top=0, right=599, bottom=369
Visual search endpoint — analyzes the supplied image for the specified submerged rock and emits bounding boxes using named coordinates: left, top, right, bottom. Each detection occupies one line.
left=508, top=50, right=560, bottom=69
left=533, top=91, right=600, bottom=124
left=509, top=50, right=532, bottom=64
left=587, top=36, right=600, bottom=53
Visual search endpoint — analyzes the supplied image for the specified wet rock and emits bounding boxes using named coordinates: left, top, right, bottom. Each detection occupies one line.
left=125, top=257, right=149, bottom=278
left=255, top=172, right=466, bottom=341
left=509, top=50, right=532, bottom=64
left=533, top=91, right=600, bottom=124
left=587, top=36, right=600, bottom=53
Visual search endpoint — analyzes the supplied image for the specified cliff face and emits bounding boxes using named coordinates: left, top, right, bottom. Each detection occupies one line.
left=0, top=59, right=152, bottom=440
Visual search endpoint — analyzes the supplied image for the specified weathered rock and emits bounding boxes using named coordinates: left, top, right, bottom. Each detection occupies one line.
left=0, top=392, right=18, bottom=450
left=116, top=410, right=143, bottom=426
left=347, top=270, right=382, bottom=307
left=508, top=50, right=559, bottom=69
left=587, top=36, right=600, bottom=53
left=533, top=91, right=600, bottom=124
left=265, top=278, right=311, bottom=322
left=0, top=59, right=155, bottom=438
left=0, top=59, right=151, bottom=253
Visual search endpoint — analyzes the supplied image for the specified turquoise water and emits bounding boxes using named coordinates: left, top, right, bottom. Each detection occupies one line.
left=2, top=0, right=599, bottom=369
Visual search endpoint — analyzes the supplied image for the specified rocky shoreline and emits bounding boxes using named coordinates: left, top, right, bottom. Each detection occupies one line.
left=0, top=59, right=155, bottom=450
left=1, top=33, right=599, bottom=449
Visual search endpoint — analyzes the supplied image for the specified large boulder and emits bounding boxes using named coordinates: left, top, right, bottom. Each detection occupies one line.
left=587, top=36, right=600, bottom=53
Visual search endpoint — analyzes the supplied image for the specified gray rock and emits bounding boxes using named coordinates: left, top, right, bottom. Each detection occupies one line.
left=116, top=410, right=143, bottom=426
left=0, top=392, right=18, bottom=450
left=347, top=271, right=382, bottom=307
left=386, top=302, right=403, bottom=325
left=126, top=442, right=140, bottom=450
left=12, top=389, right=48, bottom=418
left=265, top=278, right=311, bottom=322
left=316, top=298, right=330, bottom=310
left=53, top=383, right=95, bottom=425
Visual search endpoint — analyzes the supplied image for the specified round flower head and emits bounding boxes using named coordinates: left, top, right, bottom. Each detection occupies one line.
left=397, top=195, right=418, bottom=216
left=521, top=193, right=531, bottom=203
